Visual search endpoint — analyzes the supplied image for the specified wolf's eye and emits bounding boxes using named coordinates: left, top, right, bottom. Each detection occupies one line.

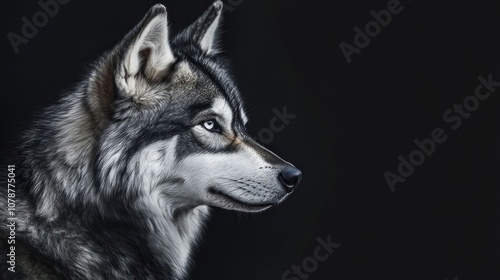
left=202, top=119, right=221, bottom=133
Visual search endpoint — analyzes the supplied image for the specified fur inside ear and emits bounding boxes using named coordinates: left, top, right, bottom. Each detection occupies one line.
left=177, top=1, right=224, bottom=54
left=118, top=4, right=175, bottom=98
left=126, top=4, right=174, bottom=80
left=198, top=1, right=223, bottom=53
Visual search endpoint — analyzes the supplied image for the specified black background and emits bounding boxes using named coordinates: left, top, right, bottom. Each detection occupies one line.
left=1, top=0, right=499, bottom=279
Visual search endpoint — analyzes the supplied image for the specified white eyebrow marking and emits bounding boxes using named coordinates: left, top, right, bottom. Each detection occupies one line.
left=211, top=97, right=234, bottom=130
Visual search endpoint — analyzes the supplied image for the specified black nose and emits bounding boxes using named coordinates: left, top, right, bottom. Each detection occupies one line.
left=278, top=166, right=302, bottom=192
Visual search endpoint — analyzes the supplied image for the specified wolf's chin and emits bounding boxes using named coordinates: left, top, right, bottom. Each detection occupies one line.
left=207, top=187, right=276, bottom=212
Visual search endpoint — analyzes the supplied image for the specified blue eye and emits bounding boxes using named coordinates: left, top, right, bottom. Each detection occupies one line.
left=201, top=119, right=221, bottom=133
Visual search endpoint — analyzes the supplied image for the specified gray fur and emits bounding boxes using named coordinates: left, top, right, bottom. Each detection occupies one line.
left=0, top=2, right=301, bottom=279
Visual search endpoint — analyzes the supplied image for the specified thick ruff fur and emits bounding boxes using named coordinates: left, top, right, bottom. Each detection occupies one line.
left=0, top=2, right=301, bottom=279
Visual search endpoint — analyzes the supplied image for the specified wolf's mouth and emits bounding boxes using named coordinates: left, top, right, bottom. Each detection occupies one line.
left=208, top=187, right=275, bottom=209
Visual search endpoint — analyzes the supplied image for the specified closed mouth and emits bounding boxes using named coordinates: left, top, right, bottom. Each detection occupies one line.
left=208, top=187, right=275, bottom=209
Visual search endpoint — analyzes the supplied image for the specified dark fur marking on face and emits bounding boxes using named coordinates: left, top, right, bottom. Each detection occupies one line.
left=187, top=101, right=213, bottom=122
left=121, top=122, right=188, bottom=167
left=176, top=53, right=250, bottom=140
left=175, top=52, right=244, bottom=120
left=175, top=130, right=237, bottom=161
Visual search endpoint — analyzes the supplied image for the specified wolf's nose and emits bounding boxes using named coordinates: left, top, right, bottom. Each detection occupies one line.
left=278, top=166, right=302, bottom=192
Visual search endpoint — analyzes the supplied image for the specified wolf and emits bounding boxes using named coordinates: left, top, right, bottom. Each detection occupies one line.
left=0, top=1, right=301, bottom=279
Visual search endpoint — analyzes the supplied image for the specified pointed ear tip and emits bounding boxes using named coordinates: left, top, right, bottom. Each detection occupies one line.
left=149, top=4, right=167, bottom=16
left=212, top=1, right=224, bottom=12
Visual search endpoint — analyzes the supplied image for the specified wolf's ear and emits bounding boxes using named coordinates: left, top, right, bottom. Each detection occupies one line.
left=120, top=4, right=175, bottom=84
left=179, top=1, right=223, bottom=54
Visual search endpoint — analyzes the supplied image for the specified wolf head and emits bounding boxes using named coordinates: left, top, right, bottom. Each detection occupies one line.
left=87, top=2, right=301, bottom=213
